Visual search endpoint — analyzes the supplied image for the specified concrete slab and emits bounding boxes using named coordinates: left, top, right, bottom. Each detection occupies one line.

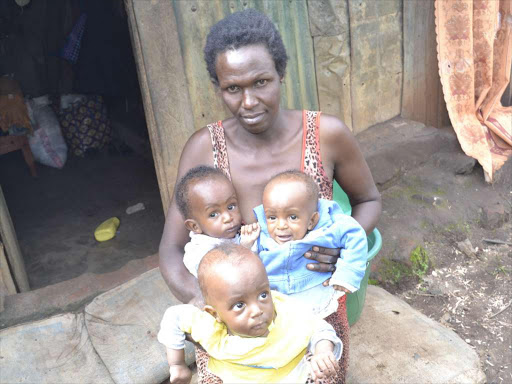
left=347, top=286, right=486, bottom=384
left=0, top=313, right=113, bottom=384
left=356, top=117, right=459, bottom=189
left=84, top=268, right=194, bottom=384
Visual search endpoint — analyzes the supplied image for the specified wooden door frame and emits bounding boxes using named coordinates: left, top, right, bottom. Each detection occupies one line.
left=125, top=0, right=196, bottom=213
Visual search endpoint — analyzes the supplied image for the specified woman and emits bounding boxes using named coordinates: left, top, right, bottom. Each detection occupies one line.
left=159, top=9, right=381, bottom=383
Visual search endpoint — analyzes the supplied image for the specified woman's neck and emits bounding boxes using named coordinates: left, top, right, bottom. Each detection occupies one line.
left=228, top=109, right=299, bottom=148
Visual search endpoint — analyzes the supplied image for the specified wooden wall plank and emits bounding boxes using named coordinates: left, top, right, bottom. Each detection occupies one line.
left=125, top=0, right=196, bottom=213
left=0, top=242, right=17, bottom=296
left=0, top=187, right=29, bottom=292
left=402, top=0, right=450, bottom=128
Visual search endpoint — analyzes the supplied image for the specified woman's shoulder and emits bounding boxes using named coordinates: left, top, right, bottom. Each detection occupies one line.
left=316, top=112, right=358, bottom=152
left=183, top=126, right=213, bottom=151
left=179, top=126, right=215, bottom=168
left=317, top=112, right=352, bottom=140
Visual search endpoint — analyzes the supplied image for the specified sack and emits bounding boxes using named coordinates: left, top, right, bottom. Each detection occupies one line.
left=27, top=96, right=68, bottom=169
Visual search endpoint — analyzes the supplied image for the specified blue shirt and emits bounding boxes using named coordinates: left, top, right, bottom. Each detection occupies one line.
left=254, top=199, right=368, bottom=295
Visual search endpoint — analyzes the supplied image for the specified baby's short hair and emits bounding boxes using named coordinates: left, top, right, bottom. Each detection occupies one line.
left=197, top=243, right=257, bottom=301
left=266, top=170, right=319, bottom=203
left=175, top=165, right=229, bottom=219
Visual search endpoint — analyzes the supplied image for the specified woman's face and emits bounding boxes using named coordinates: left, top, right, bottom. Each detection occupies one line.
left=215, top=44, right=282, bottom=134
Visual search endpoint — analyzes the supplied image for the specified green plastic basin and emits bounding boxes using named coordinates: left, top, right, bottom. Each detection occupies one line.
left=333, top=181, right=382, bottom=325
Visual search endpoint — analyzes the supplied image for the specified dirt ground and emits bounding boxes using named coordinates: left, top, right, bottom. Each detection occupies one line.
left=373, top=157, right=512, bottom=384
left=0, top=147, right=164, bottom=290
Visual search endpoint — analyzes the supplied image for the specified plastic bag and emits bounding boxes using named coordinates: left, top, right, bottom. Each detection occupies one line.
left=26, top=96, right=68, bottom=169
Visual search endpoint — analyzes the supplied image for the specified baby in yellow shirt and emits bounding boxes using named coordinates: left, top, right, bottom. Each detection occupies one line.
left=158, top=243, right=342, bottom=383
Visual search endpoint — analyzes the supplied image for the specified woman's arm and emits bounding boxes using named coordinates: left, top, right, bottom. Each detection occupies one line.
left=159, top=128, right=215, bottom=303
left=304, top=115, right=381, bottom=273
left=320, top=114, right=381, bottom=235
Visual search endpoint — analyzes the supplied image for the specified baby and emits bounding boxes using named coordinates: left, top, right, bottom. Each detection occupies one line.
left=158, top=243, right=342, bottom=383
left=175, top=166, right=259, bottom=277
left=243, top=170, right=368, bottom=317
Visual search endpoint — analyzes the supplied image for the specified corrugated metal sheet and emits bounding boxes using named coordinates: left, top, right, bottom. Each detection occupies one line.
left=172, top=0, right=319, bottom=130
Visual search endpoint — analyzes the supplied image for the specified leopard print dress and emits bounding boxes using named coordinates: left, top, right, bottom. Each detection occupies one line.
left=197, top=110, right=349, bottom=384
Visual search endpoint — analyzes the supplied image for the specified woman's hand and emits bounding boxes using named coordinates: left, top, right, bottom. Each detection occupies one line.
left=304, top=246, right=340, bottom=273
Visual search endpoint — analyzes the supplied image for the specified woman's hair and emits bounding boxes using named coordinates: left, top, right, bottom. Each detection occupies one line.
left=204, top=8, right=288, bottom=85
left=175, top=165, right=229, bottom=219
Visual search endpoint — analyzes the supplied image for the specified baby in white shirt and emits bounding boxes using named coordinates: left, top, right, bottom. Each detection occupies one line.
left=175, top=165, right=258, bottom=276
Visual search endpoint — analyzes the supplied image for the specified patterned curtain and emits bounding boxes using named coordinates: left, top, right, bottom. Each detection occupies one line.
left=435, top=0, right=512, bottom=181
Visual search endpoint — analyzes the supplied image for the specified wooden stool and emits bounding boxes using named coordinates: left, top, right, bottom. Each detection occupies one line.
left=0, top=135, right=37, bottom=177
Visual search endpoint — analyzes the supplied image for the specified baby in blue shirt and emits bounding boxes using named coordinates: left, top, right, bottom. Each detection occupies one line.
left=242, top=171, right=368, bottom=317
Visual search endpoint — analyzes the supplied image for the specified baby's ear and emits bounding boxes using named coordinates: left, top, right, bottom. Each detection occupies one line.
left=204, top=305, right=222, bottom=323
left=308, top=211, right=320, bottom=230
left=185, top=219, right=202, bottom=234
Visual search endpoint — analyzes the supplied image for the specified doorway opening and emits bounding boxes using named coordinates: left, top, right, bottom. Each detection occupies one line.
left=0, top=0, right=164, bottom=292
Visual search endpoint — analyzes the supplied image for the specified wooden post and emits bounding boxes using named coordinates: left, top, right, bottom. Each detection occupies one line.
left=0, top=242, right=16, bottom=295
left=0, top=186, right=30, bottom=292
left=125, top=0, right=196, bottom=214
left=0, top=242, right=16, bottom=312
left=402, top=0, right=450, bottom=128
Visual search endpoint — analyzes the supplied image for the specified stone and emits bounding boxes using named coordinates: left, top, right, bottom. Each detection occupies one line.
left=432, top=152, right=477, bottom=175
left=479, top=204, right=510, bottom=230
left=492, top=155, right=512, bottom=187
left=457, top=239, right=477, bottom=258
left=356, top=117, right=459, bottom=188
left=85, top=268, right=194, bottom=384
left=0, top=313, right=114, bottom=383
left=347, top=286, right=486, bottom=384
left=411, top=194, right=435, bottom=205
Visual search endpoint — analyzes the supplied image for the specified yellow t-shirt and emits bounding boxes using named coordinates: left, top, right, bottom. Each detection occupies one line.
left=180, top=291, right=324, bottom=383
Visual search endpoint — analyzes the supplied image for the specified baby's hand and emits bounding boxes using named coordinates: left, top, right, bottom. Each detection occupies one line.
left=309, top=351, right=338, bottom=382
left=240, top=223, right=260, bottom=249
left=169, top=364, right=192, bottom=384
left=332, top=283, right=352, bottom=294
left=322, top=278, right=352, bottom=294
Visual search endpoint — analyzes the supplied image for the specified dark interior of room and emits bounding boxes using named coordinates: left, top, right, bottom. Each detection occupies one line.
left=0, top=0, right=164, bottom=290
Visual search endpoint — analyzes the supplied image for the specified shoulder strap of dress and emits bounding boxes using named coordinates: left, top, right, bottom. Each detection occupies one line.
left=207, top=121, right=232, bottom=181
left=301, top=110, right=322, bottom=172
left=301, top=110, right=333, bottom=200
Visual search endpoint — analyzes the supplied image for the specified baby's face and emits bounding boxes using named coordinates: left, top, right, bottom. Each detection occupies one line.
left=206, top=256, right=275, bottom=338
left=263, top=180, right=318, bottom=245
left=188, top=176, right=242, bottom=238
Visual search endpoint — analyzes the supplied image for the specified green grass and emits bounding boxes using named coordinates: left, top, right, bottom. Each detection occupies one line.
left=493, top=265, right=511, bottom=276
left=379, top=258, right=412, bottom=285
left=410, top=246, right=430, bottom=279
